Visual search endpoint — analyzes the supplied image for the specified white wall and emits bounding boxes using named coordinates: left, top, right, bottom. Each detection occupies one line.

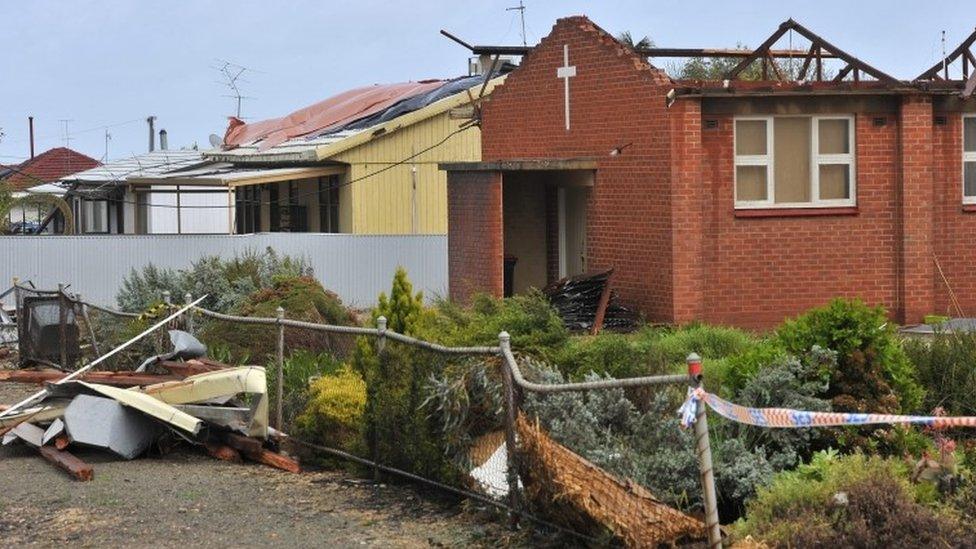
left=146, top=186, right=229, bottom=234
left=0, top=233, right=447, bottom=308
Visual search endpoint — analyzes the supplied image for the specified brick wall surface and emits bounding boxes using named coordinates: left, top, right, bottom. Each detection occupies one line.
left=933, top=112, right=976, bottom=318
left=447, top=171, right=503, bottom=303
left=698, top=112, right=902, bottom=329
left=452, top=14, right=974, bottom=330
left=480, top=16, right=676, bottom=322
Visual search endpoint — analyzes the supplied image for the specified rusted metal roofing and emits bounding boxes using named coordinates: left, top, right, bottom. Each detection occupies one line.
left=222, top=80, right=447, bottom=151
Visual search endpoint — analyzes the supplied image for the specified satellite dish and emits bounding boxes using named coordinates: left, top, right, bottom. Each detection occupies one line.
left=208, top=134, right=223, bottom=148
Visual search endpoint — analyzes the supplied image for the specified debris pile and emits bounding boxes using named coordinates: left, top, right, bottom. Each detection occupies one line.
left=0, top=330, right=299, bottom=481
left=516, top=414, right=704, bottom=547
left=543, top=270, right=639, bottom=333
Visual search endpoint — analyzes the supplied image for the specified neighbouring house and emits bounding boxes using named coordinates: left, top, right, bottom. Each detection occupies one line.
left=441, top=16, right=976, bottom=329
left=56, top=149, right=230, bottom=234
left=1, top=147, right=100, bottom=233
left=134, top=74, right=506, bottom=234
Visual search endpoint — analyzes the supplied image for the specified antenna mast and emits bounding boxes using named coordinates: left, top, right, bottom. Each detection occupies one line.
left=214, top=59, right=255, bottom=119
left=506, top=0, right=527, bottom=47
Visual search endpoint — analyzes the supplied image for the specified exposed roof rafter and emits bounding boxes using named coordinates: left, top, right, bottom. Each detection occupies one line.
left=917, top=28, right=976, bottom=81
left=723, top=19, right=899, bottom=84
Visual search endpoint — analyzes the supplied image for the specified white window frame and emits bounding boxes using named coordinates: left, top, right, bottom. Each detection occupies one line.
left=962, top=115, right=976, bottom=204
left=734, top=114, right=856, bottom=209
left=82, top=199, right=109, bottom=234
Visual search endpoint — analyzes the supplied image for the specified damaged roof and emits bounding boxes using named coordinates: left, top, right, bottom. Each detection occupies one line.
left=205, top=74, right=505, bottom=165
left=58, top=149, right=208, bottom=186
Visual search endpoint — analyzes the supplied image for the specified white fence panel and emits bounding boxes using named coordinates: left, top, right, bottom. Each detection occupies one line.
left=0, top=234, right=447, bottom=309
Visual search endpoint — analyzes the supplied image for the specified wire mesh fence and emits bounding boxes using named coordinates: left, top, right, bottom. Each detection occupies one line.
left=7, top=285, right=722, bottom=547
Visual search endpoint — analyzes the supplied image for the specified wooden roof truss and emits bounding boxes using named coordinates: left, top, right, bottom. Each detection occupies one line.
left=723, top=19, right=899, bottom=84
left=916, top=28, right=976, bottom=98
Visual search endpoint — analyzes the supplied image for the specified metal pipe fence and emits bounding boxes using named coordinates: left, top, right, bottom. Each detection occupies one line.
left=8, top=284, right=724, bottom=547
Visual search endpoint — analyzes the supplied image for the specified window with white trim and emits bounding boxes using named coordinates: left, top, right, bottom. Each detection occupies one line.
left=963, top=116, right=976, bottom=203
left=734, top=115, right=856, bottom=208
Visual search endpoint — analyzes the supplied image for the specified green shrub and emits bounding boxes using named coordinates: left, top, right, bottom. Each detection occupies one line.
left=295, top=365, right=367, bottom=452
left=553, top=328, right=664, bottom=379
left=720, top=349, right=833, bottom=474
left=200, top=276, right=356, bottom=363
left=712, top=339, right=788, bottom=397
left=735, top=450, right=970, bottom=546
left=267, top=349, right=344, bottom=430
left=425, top=291, right=568, bottom=356
left=116, top=247, right=313, bottom=312
left=776, top=298, right=924, bottom=413
left=356, top=268, right=457, bottom=482
left=653, top=323, right=757, bottom=365
left=904, top=332, right=976, bottom=416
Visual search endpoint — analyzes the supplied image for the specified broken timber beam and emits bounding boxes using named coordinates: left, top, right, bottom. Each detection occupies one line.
left=38, top=446, right=94, bottom=481
left=157, top=359, right=225, bottom=378
left=204, top=442, right=243, bottom=463
left=0, top=369, right=179, bottom=387
left=222, top=433, right=301, bottom=474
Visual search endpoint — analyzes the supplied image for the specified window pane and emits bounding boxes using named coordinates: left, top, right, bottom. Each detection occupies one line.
left=736, top=120, right=767, bottom=155
left=774, top=117, right=811, bottom=203
left=966, top=118, right=976, bottom=153
left=966, top=162, right=976, bottom=197
left=819, top=164, right=851, bottom=200
left=819, top=119, right=849, bottom=154
left=736, top=166, right=767, bottom=201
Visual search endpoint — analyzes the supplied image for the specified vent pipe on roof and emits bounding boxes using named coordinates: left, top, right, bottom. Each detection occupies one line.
left=159, top=129, right=168, bottom=151
left=147, top=116, right=157, bottom=152
left=28, top=116, right=35, bottom=159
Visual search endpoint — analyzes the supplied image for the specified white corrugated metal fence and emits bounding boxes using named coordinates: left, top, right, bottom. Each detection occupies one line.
left=0, top=234, right=447, bottom=308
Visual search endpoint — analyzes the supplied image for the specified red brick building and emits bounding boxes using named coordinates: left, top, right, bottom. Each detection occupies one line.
left=441, top=16, right=976, bottom=329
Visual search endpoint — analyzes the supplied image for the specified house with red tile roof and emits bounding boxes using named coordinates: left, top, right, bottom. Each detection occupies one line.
left=1, top=147, right=100, bottom=191
left=2, top=147, right=100, bottom=233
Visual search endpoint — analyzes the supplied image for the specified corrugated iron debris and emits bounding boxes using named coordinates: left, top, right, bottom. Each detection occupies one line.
left=0, top=329, right=298, bottom=481
left=543, top=270, right=639, bottom=333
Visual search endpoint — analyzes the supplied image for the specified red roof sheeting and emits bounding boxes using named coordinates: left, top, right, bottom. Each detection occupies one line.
left=2, top=147, right=101, bottom=191
left=223, top=80, right=446, bottom=151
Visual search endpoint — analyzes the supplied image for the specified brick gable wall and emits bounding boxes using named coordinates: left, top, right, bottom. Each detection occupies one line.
left=479, top=16, right=677, bottom=322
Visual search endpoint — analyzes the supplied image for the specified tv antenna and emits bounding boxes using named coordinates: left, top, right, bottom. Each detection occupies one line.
left=506, top=0, right=527, bottom=47
left=103, top=128, right=112, bottom=160
left=214, top=59, right=257, bottom=119
left=59, top=119, right=74, bottom=147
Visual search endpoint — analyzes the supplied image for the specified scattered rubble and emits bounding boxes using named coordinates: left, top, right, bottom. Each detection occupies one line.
left=0, top=329, right=299, bottom=481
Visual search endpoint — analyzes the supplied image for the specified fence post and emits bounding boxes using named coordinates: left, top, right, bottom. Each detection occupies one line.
left=275, top=306, right=285, bottom=430
left=162, top=290, right=171, bottom=307
left=12, top=277, right=22, bottom=366
left=58, top=283, right=68, bottom=369
left=371, top=316, right=387, bottom=482
left=687, top=352, right=722, bottom=549
left=184, top=293, right=194, bottom=335
left=499, top=331, right=520, bottom=530
left=76, top=293, right=101, bottom=358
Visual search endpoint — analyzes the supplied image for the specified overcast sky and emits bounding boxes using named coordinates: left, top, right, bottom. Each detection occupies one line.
left=1, top=1, right=973, bottom=164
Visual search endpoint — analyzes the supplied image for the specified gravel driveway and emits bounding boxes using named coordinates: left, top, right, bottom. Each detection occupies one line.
left=0, top=379, right=515, bottom=548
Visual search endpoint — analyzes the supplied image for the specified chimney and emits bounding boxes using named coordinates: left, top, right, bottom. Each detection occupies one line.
left=28, top=116, right=35, bottom=158
left=147, top=116, right=156, bottom=152
left=159, top=129, right=168, bottom=151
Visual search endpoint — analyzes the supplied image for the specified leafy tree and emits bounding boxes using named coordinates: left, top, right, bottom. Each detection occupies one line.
left=616, top=31, right=654, bottom=50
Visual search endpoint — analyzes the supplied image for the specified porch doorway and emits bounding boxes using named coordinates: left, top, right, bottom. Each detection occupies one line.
left=502, top=170, right=593, bottom=296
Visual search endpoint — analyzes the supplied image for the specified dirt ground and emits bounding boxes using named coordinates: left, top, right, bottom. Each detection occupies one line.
left=0, top=372, right=522, bottom=548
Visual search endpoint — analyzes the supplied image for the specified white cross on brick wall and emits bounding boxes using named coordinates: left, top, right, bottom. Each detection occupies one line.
left=556, top=44, right=576, bottom=131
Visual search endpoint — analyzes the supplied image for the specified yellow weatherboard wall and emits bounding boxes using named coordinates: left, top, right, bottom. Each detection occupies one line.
left=320, top=76, right=504, bottom=235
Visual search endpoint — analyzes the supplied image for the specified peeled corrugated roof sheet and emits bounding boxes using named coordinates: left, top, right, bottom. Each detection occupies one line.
left=222, top=80, right=446, bottom=151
